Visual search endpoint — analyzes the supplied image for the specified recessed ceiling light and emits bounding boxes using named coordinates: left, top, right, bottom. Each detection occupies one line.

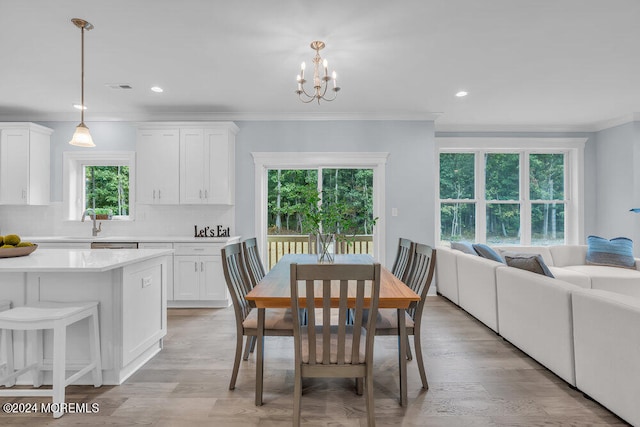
left=456, top=91, right=468, bottom=97
left=151, top=86, right=164, bottom=93
left=73, top=103, right=87, bottom=110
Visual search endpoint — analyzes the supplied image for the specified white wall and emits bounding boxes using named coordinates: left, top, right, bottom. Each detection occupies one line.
left=594, top=122, right=640, bottom=251
left=234, top=120, right=436, bottom=268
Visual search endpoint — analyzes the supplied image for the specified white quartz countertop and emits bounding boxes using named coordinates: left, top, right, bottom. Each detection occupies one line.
left=24, top=236, right=241, bottom=244
left=0, top=248, right=174, bottom=272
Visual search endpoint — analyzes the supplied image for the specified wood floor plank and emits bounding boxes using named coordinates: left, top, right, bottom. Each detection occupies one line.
left=0, top=296, right=629, bottom=426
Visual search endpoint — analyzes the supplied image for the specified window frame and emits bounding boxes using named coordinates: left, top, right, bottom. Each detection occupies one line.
left=253, top=152, right=388, bottom=264
left=436, top=138, right=586, bottom=245
left=63, top=151, right=136, bottom=221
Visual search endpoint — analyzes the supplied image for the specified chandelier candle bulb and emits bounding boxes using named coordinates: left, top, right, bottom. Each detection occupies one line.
left=300, top=62, right=305, bottom=80
left=323, top=59, right=328, bottom=76
left=332, top=71, right=337, bottom=88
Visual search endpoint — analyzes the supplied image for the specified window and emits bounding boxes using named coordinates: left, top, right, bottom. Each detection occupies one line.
left=63, top=151, right=135, bottom=220
left=437, top=138, right=585, bottom=246
left=85, top=166, right=130, bottom=217
left=253, top=152, right=388, bottom=266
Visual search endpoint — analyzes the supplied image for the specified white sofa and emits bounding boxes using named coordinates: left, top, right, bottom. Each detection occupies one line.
left=434, top=243, right=640, bottom=426
left=572, top=289, right=640, bottom=427
left=496, top=266, right=580, bottom=386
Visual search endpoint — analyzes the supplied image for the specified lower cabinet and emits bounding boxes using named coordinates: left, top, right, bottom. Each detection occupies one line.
left=172, top=243, right=230, bottom=307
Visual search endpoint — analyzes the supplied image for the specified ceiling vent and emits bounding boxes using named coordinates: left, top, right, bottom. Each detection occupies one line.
left=106, top=83, right=133, bottom=90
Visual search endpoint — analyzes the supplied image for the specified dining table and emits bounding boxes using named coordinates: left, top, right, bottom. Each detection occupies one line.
left=245, top=253, right=421, bottom=407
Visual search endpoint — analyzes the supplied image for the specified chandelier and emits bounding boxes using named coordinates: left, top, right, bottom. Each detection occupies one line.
left=296, top=41, right=340, bottom=104
left=69, top=18, right=95, bottom=147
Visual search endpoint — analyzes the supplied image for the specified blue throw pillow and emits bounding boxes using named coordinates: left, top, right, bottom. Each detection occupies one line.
left=450, top=241, right=478, bottom=255
left=586, top=235, right=636, bottom=269
left=472, top=243, right=505, bottom=263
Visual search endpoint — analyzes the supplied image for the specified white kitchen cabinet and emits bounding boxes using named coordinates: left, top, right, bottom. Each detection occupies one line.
left=0, top=123, right=52, bottom=205
left=172, top=242, right=229, bottom=306
left=178, top=124, right=236, bottom=205
left=136, top=128, right=180, bottom=204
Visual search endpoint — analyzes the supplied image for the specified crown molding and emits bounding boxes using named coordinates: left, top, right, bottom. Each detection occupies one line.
left=0, top=111, right=442, bottom=123
left=434, top=122, right=598, bottom=133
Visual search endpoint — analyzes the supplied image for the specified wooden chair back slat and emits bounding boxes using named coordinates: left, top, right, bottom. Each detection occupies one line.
left=391, top=238, right=415, bottom=283
left=221, top=243, right=253, bottom=323
left=243, top=237, right=266, bottom=288
left=404, top=244, right=436, bottom=319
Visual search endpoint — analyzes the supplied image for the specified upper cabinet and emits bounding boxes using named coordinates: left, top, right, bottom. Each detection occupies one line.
left=136, top=122, right=237, bottom=205
left=180, top=127, right=235, bottom=204
left=0, top=123, right=52, bottom=205
left=136, top=128, right=180, bottom=204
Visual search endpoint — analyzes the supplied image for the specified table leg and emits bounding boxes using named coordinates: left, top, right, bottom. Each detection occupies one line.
left=398, top=308, right=407, bottom=406
left=256, top=308, right=265, bottom=406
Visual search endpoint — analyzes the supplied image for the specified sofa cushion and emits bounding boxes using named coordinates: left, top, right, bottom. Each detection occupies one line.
left=547, top=267, right=591, bottom=289
left=503, top=252, right=554, bottom=278
left=548, top=245, right=587, bottom=267
left=450, top=241, right=478, bottom=255
left=563, top=265, right=640, bottom=298
left=472, top=244, right=505, bottom=263
left=586, top=236, right=636, bottom=269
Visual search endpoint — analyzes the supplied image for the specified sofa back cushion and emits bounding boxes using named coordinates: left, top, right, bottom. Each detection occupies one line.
left=548, top=245, right=588, bottom=267
left=586, top=236, right=636, bottom=269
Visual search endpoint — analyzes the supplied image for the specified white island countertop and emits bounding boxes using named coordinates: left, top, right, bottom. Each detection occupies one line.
left=0, top=248, right=173, bottom=273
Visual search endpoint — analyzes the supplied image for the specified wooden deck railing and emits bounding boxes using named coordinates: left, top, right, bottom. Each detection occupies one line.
left=266, top=234, right=374, bottom=269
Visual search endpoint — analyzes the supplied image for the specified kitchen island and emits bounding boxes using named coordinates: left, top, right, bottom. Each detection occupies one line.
left=0, top=248, right=173, bottom=385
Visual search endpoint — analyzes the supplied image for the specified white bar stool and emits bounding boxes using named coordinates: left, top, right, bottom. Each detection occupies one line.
left=0, top=301, right=102, bottom=418
left=0, top=300, right=11, bottom=381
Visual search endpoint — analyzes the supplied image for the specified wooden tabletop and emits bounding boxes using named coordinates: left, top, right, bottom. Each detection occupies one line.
left=246, top=254, right=420, bottom=309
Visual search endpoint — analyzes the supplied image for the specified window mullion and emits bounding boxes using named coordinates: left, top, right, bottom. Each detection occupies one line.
left=477, top=151, right=486, bottom=243
left=521, top=151, right=531, bottom=245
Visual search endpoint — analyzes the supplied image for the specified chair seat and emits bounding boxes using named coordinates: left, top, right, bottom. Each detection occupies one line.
left=0, top=302, right=98, bottom=324
left=364, top=308, right=415, bottom=330
left=243, top=308, right=294, bottom=330
left=301, top=325, right=367, bottom=364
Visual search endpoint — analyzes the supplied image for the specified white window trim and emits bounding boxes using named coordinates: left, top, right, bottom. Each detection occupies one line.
left=252, top=152, right=389, bottom=265
left=435, top=137, right=586, bottom=245
left=63, top=151, right=136, bottom=221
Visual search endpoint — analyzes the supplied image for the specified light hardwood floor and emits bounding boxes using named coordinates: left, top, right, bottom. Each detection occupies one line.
left=0, top=296, right=629, bottom=426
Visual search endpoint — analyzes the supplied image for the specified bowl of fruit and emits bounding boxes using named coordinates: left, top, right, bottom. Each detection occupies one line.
left=0, top=234, right=37, bottom=258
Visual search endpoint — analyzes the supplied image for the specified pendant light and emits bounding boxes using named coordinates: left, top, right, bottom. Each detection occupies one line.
left=69, top=18, right=95, bottom=147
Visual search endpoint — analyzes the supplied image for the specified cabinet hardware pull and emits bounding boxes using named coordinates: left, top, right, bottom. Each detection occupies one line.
left=199, top=190, right=202, bottom=199
left=158, top=190, right=161, bottom=199
left=204, top=190, right=208, bottom=199
left=201, top=262, right=204, bottom=271
left=194, top=262, right=198, bottom=272
left=153, top=190, right=156, bottom=199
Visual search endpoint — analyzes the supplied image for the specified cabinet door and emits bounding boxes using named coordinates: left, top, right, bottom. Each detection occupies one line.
left=204, top=129, right=233, bottom=204
left=0, top=128, right=29, bottom=204
left=174, top=256, right=200, bottom=300
left=137, top=129, right=180, bottom=204
left=180, top=129, right=206, bottom=204
left=199, top=256, right=227, bottom=300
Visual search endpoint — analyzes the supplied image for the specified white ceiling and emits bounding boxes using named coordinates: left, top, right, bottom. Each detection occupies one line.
left=1, top=0, right=639, bottom=131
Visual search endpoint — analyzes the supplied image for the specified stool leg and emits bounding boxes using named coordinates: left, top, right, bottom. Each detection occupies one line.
left=1, top=329, right=15, bottom=387
left=52, top=322, right=66, bottom=418
left=88, top=308, right=102, bottom=387
left=26, top=330, right=43, bottom=387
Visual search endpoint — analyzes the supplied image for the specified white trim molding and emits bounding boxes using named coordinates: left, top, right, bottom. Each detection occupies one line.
left=251, top=152, right=389, bottom=265
left=63, top=151, right=136, bottom=221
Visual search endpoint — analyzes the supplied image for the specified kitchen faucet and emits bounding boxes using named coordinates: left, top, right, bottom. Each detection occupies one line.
left=81, top=208, right=102, bottom=237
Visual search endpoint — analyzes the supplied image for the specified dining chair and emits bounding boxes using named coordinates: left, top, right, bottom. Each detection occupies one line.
left=369, top=243, right=436, bottom=390
left=289, top=262, right=381, bottom=427
left=390, top=238, right=415, bottom=283
left=221, top=243, right=294, bottom=391
left=242, top=237, right=266, bottom=288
